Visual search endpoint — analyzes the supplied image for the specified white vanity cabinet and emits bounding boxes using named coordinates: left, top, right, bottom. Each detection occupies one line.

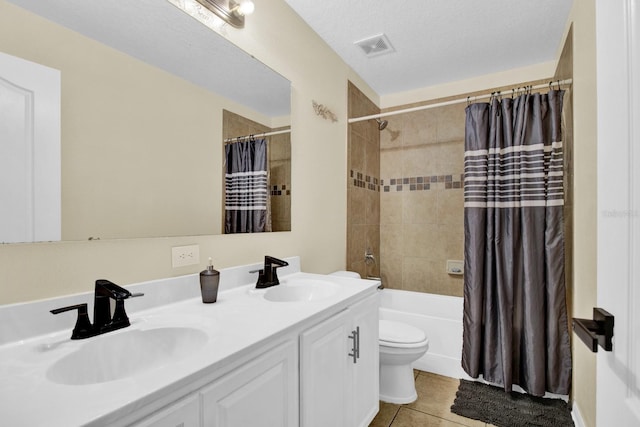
left=135, top=339, right=298, bottom=427
left=200, top=339, right=299, bottom=427
left=300, top=292, right=379, bottom=427
left=134, top=394, right=200, bottom=427
left=1, top=263, right=382, bottom=427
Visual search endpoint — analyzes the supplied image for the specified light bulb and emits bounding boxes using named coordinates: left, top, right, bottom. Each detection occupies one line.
left=237, top=0, right=254, bottom=16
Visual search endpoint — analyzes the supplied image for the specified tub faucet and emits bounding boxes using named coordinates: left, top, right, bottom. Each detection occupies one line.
left=254, top=256, right=289, bottom=289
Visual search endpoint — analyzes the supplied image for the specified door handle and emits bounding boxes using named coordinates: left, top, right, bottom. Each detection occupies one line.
left=573, top=307, right=614, bottom=352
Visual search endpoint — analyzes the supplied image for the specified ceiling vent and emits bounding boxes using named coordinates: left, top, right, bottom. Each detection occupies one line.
left=354, top=34, right=395, bottom=58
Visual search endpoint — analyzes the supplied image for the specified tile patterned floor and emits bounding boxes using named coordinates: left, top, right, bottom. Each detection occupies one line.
left=369, top=371, right=495, bottom=427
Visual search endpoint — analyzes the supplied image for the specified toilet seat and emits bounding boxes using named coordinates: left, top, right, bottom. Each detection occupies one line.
left=379, top=320, right=428, bottom=349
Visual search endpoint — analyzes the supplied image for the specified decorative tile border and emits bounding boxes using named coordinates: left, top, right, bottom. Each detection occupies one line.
left=350, top=170, right=464, bottom=192
left=270, top=184, right=290, bottom=196
left=350, top=170, right=380, bottom=192
left=382, top=174, right=464, bottom=192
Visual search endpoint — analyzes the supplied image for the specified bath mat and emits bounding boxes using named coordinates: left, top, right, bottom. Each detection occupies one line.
left=451, top=379, right=574, bottom=427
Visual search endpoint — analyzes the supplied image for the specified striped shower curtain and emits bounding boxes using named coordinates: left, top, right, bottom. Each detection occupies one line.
left=461, top=90, right=572, bottom=396
left=224, top=138, right=269, bottom=233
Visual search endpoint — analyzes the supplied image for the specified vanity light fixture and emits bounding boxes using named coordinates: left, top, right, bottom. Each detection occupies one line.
left=194, top=0, right=255, bottom=28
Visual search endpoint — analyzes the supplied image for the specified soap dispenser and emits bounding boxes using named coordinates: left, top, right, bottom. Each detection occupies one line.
left=200, top=257, right=220, bottom=303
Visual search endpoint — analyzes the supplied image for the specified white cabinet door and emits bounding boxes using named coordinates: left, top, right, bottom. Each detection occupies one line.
left=300, top=309, right=351, bottom=427
left=201, top=339, right=298, bottom=427
left=134, top=394, right=200, bottom=427
left=349, top=293, right=379, bottom=427
left=300, top=293, right=379, bottom=427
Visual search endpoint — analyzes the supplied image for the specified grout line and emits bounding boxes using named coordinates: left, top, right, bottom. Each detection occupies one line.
left=387, top=405, right=401, bottom=427
left=394, top=407, right=474, bottom=427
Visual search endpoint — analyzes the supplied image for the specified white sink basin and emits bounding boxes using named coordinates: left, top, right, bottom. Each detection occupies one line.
left=46, top=326, right=208, bottom=385
left=263, top=279, right=339, bottom=302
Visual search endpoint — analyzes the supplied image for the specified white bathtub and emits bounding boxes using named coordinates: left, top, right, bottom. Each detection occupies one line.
left=379, top=288, right=468, bottom=379
left=378, top=289, right=572, bottom=409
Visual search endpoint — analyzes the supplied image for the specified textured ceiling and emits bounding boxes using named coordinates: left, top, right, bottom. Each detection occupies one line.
left=5, top=0, right=291, bottom=118
left=284, top=0, right=574, bottom=96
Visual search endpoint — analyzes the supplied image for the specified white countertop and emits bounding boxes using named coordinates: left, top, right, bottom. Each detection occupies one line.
left=0, top=265, right=378, bottom=426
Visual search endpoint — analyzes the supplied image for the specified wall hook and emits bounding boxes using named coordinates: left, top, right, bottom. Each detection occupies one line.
left=573, top=307, right=614, bottom=352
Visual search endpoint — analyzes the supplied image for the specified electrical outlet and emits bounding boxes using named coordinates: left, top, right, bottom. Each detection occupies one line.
left=171, top=244, right=200, bottom=268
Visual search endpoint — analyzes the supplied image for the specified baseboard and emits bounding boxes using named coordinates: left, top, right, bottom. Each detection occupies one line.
left=572, top=401, right=586, bottom=427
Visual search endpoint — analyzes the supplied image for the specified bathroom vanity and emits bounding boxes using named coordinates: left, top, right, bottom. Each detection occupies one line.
left=0, top=257, right=379, bottom=426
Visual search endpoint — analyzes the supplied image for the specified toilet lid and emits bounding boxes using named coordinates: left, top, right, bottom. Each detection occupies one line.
left=379, top=320, right=426, bottom=344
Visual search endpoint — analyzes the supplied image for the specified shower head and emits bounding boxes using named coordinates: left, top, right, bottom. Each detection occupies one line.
left=375, top=118, right=388, bottom=131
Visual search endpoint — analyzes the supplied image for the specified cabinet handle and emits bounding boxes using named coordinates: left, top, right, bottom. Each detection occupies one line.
left=349, top=330, right=358, bottom=363
left=348, top=326, right=360, bottom=364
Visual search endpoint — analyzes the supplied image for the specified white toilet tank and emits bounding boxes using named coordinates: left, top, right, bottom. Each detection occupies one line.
left=329, top=270, right=362, bottom=279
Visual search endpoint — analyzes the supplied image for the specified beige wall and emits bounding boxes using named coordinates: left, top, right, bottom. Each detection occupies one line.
left=558, top=1, right=598, bottom=426
left=0, top=0, right=367, bottom=305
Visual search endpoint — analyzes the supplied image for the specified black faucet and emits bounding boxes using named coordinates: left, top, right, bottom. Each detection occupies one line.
left=50, top=280, right=143, bottom=340
left=93, top=279, right=143, bottom=332
left=255, top=256, right=289, bottom=289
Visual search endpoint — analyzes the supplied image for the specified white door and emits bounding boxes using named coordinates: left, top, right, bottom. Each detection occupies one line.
left=300, top=309, right=350, bottom=427
left=595, top=0, right=640, bottom=425
left=0, top=51, right=60, bottom=243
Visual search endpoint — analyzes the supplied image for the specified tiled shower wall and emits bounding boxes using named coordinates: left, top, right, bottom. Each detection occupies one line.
left=348, top=81, right=571, bottom=298
left=379, top=103, right=465, bottom=296
left=347, top=82, right=380, bottom=278
left=268, top=130, right=292, bottom=232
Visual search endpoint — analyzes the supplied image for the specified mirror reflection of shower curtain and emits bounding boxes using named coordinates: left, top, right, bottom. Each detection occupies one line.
left=224, top=138, right=271, bottom=233
left=461, top=90, right=572, bottom=396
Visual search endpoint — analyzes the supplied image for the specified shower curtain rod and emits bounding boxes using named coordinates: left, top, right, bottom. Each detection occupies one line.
left=348, top=78, right=573, bottom=124
left=224, top=128, right=291, bottom=143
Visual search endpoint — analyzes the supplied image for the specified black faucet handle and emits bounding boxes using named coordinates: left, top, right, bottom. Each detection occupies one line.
left=50, top=303, right=94, bottom=340
left=50, top=303, right=87, bottom=315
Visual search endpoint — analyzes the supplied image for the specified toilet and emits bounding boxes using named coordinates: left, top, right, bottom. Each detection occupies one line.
left=330, top=271, right=429, bottom=404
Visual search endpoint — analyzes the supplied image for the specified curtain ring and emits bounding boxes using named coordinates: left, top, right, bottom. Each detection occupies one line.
left=557, top=80, right=561, bottom=90
left=467, top=96, right=471, bottom=106
left=549, top=81, right=553, bottom=91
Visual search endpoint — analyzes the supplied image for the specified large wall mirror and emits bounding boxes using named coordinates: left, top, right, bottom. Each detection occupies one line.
left=0, top=0, right=291, bottom=243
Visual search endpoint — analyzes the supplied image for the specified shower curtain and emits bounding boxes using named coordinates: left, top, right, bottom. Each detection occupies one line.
left=224, top=138, right=269, bottom=233
left=461, top=90, right=572, bottom=396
